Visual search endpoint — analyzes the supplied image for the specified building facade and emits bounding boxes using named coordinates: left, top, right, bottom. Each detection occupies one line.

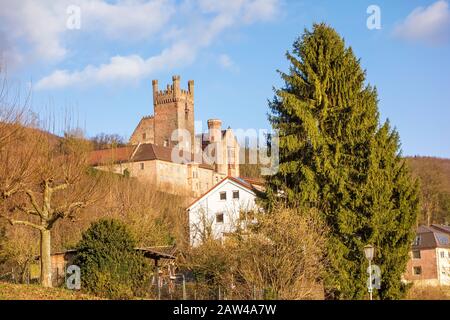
left=90, top=76, right=240, bottom=197
left=186, top=176, right=262, bottom=247
left=404, top=225, right=450, bottom=286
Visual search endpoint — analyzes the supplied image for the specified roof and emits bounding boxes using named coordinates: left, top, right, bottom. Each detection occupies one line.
left=132, top=143, right=173, bottom=162
left=187, top=175, right=259, bottom=209
left=135, top=246, right=176, bottom=260
left=413, top=225, right=450, bottom=249
left=90, top=142, right=214, bottom=169
left=89, top=146, right=135, bottom=166
left=44, top=247, right=176, bottom=261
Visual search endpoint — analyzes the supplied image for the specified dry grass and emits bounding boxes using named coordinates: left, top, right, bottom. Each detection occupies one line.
left=0, top=282, right=104, bottom=300
left=406, top=285, right=450, bottom=300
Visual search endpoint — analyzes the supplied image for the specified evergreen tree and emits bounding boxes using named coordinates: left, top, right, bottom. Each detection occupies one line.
left=74, top=218, right=151, bottom=299
left=266, top=23, right=419, bottom=299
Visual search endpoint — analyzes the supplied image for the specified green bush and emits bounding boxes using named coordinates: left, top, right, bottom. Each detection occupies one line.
left=73, top=218, right=151, bottom=299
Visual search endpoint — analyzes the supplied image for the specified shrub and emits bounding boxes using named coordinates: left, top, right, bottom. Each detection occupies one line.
left=73, top=218, right=151, bottom=299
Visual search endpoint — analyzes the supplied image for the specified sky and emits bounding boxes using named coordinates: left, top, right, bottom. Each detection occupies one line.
left=1, top=0, right=449, bottom=158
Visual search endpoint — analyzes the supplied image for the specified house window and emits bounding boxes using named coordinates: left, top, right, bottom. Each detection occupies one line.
left=193, top=170, right=198, bottom=178
left=140, top=163, right=144, bottom=170
left=233, top=190, right=239, bottom=199
left=413, top=235, right=421, bottom=246
left=216, top=213, right=224, bottom=223
left=413, top=266, right=422, bottom=275
left=219, top=192, right=226, bottom=200
left=163, top=139, right=169, bottom=147
left=441, top=251, right=445, bottom=258
left=412, top=250, right=421, bottom=259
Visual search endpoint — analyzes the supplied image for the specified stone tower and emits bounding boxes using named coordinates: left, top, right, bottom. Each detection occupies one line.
left=152, top=76, right=195, bottom=153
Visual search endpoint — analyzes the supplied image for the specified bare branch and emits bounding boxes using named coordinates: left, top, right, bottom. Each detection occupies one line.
left=0, top=215, right=45, bottom=231
left=25, top=190, right=44, bottom=218
left=11, top=204, right=40, bottom=217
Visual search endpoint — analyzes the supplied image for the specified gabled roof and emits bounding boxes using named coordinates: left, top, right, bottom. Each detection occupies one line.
left=413, top=225, right=450, bottom=249
left=187, top=176, right=258, bottom=210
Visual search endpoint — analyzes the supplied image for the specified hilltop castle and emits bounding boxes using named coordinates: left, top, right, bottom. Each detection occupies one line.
left=90, top=76, right=240, bottom=197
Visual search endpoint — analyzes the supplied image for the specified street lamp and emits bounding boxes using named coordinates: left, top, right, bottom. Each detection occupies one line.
left=364, top=244, right=375, bottom=300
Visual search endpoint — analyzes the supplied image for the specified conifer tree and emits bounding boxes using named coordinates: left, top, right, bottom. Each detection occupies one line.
left=266, top=23, right=419, bottom=299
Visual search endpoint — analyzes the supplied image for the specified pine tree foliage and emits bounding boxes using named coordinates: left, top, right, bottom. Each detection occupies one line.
left=74, top=218, right=151, bottom=299
left=266, top=23, right=419, bottom=299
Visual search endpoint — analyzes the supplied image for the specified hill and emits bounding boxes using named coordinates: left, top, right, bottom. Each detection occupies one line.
left=241, top=154, right=450, bottom=225
left=406, top=156, right=450, bottom=225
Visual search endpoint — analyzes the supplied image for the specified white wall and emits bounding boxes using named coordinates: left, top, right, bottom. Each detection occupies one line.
left=188, top=179, right=258, bottom=246
left=437, top=248, right=450, bottom=286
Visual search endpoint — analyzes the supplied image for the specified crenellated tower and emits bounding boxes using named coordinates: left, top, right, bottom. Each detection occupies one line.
left=152, top=76, right=195, bottom=153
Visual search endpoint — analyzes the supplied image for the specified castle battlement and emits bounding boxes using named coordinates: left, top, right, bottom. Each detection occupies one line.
left=152, top=75, right=194, bottom=105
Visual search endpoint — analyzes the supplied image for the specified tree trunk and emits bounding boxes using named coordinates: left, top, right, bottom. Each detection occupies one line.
left=40, top=229, right=52, bottom=287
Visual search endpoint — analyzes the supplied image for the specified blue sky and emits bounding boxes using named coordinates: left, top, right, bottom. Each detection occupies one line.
left=1, top=0, right=450, bottom=157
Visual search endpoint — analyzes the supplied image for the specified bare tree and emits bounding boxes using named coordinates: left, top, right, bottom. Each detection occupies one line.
left=0, top=130, right=98, bottom=287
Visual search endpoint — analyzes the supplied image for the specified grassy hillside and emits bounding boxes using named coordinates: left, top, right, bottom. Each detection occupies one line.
left=0, top=282, right=103, bottom=300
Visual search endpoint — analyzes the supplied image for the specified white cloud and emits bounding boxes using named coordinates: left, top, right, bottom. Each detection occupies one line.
left=80, top=0, right=175, bottom=40
left=36, top=42, right=195, bottom=89
left=34, top=0, right=279, bottom=90
left=394, top=0, right=450, bottom=45
left=0, top=0, right=175, bottom=64
left=218, top=54, right=239, bottom=72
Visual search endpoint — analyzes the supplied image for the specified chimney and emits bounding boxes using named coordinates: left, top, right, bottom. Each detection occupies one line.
left=208, top=119, right=222, bottom=143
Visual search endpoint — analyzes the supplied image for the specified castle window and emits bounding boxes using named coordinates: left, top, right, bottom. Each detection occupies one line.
left=228, top=148, right=235, bottom=163
left=233, top=190, right=239, bottom=199
left=413, top=266, right=422, bottom=275
left=140, top=163, right=144, bottom=170
left=216, top=213, right=224, bottom=224
left=219, top=192, right=226, bottom=200
left=143, top=133, right=147, bottom=140
left=163, top=139, right=169, bottom=147
left=185, top=103, right=189, bottom=120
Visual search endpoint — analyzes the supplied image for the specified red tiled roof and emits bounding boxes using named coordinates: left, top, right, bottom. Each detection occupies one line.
left=90, top=143, right=214, bottom=170
left=89, top=146, right=135, bottom=166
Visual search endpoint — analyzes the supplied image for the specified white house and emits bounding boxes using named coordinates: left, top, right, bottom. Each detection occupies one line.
left=186, top=176, right=262, bottom=247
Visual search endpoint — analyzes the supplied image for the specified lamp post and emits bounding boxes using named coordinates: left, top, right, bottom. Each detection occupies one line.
left=363, top=244, right=375, bottom=300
